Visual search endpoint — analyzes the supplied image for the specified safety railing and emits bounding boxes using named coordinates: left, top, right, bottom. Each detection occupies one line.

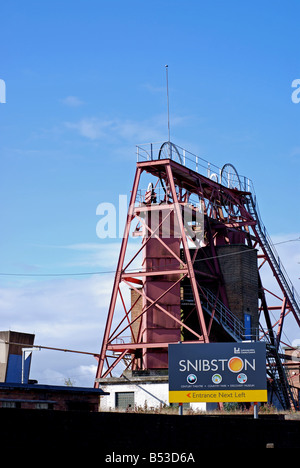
left=181, top=285, right=258, bottom=342
left=136, top=141, right=254, bottom=193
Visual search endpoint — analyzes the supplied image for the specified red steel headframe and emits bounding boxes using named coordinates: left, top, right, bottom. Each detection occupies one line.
left=95, top=157, right=214, bottom=383
left=94, top=144, right=300, bottom=412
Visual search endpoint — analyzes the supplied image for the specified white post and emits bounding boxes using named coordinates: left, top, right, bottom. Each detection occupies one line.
left=21, top=348, right=33, bottom=384
left=253, top=402, right=258, bottom=419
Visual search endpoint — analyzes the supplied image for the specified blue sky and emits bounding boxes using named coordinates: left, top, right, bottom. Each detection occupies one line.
left=0, top=1, right=299, bottom=386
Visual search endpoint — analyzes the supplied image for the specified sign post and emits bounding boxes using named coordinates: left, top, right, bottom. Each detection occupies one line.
left=168, top=342, right=267, bottom=407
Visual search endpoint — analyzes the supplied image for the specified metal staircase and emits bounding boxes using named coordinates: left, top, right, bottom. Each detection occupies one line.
left=244, top=194, right=299, bottom=410
left=182, top=190, right=300, bottom=410
left=246, top=193, right=300, bottom=323
left=182, top=285, right=253, bottom=342
left=184, top=284, right=298, bottom=410
left=200, top=287, right=250, bottom=342
left=266, top=343, right=298, bottom=410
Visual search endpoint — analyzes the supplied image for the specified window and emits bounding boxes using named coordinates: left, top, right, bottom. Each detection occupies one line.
left=35, top=402, right=53, bottom=410
left=115, top=391, right=134, bottom=410
left=1, top=401, right=17, bottom=408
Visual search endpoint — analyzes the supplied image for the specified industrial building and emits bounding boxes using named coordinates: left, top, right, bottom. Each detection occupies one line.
left=0, top=330, right=107, bottom=411
left=0, top=381, right=107, bottom=411
left=95, top=141, right=300, bottom=412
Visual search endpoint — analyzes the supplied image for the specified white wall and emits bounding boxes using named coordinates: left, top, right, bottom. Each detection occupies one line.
left=100, top=381, right=168, bottom=410
left=100, top=381, right=208, bottom=412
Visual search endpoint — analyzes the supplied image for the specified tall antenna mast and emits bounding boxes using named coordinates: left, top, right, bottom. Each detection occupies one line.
left=165, top=64, right=170, bottom=142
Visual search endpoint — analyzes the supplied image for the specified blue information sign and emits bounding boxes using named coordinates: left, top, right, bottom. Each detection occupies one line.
left=168, top=342, right=267, bottom=403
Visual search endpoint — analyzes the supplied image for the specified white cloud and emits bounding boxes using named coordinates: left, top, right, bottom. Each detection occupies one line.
left=31, top=359, right=97, bottom=387
left=0, top=273, right=112, bottom=384
left=52, top=240, right=142, bottom=271
left=61, top=95, right=84, bottom=107
left=0, top=240, right=141, bottom=386
left=141, top=83, right=166, bottom=94
left=65, top=117, right=114, bottom=140
left=64, top=113, right=189, bottom=144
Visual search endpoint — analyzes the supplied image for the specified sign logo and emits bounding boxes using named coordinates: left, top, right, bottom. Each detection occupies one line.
left=187, top=374, right=197, bottom=384
left=212, top=374, right=222, bottom=384
left=228, top=356, right=244, bottom=373
left=237, top=373, right=247, bottom=384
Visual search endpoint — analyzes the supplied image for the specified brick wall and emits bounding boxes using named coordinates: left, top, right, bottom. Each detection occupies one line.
left=130, top=287, right=143, bottom=342
left=217, top=244, right=259, bottom=331
left=0, top=383, right=103, bottom=411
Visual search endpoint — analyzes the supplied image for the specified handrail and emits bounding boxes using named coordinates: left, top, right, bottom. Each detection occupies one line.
left=201, top=286, right=259, bottom=342
left=246, top=194, right=300, bottom=319
left=136, top=141, right=254, bottom=193
left=182, top=285, right=258, bottom=342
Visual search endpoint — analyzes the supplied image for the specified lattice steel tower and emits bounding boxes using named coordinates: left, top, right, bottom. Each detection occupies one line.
left=95, top=142, right=300, bottom=411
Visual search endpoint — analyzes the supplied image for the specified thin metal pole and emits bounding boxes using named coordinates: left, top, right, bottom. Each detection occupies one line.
left=254, top=402, right=258, bottom=419
left=165, top=65, right=170, bottom=143
left=21, top=350, right=25, bottom=384
left=6, top=341, right=100, bottom=357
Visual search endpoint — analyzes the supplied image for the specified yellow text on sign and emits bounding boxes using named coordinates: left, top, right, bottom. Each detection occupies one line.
left=169, top=389, right=268, bottom=403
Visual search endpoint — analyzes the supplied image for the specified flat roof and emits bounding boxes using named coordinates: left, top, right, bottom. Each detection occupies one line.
left=0, top=381, right=109, bottom=395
